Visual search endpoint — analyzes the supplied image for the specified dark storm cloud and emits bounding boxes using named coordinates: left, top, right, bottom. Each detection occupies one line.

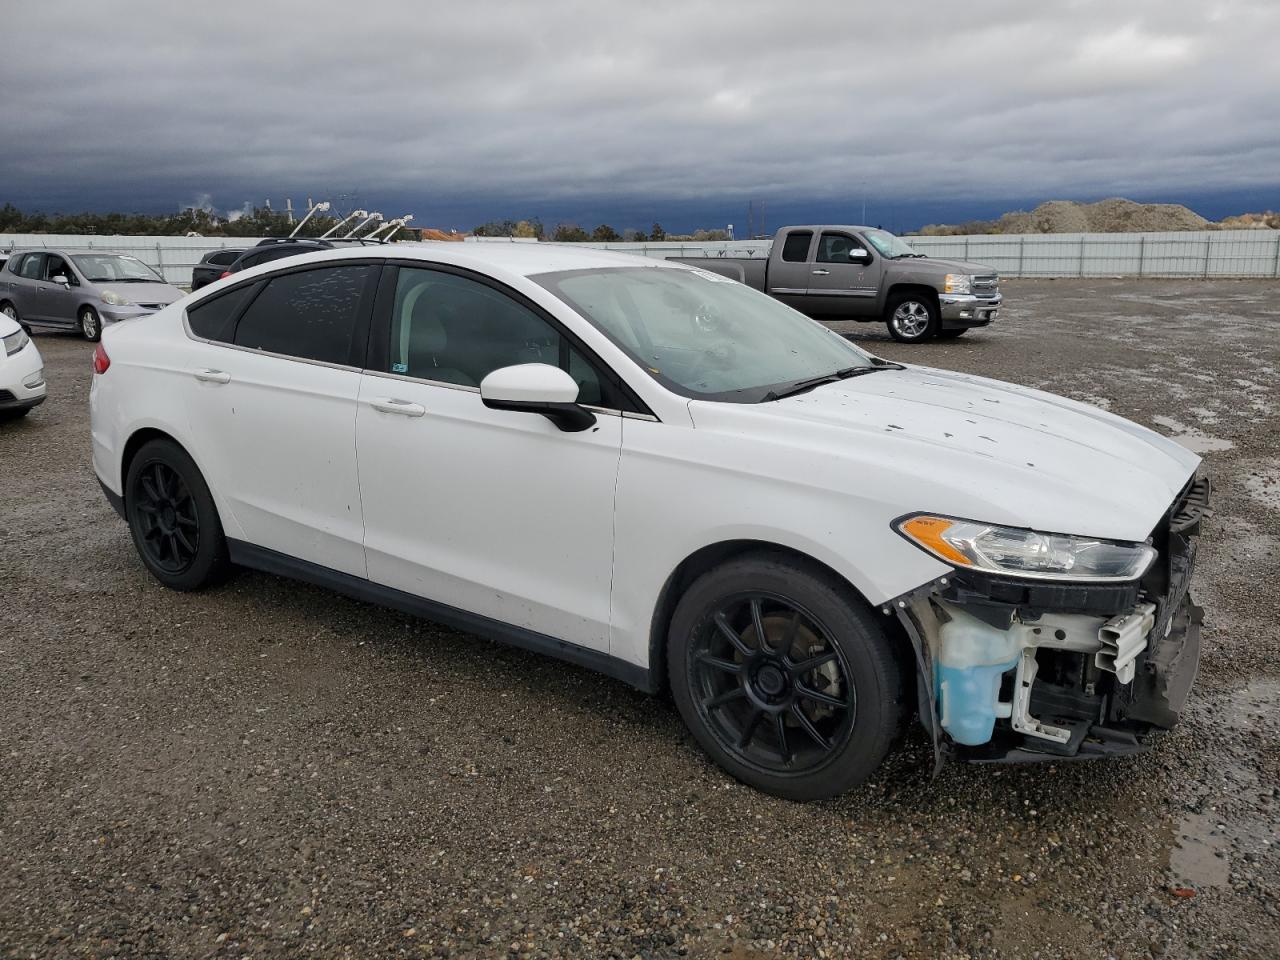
left=1, top=0, right=1275, bottom=221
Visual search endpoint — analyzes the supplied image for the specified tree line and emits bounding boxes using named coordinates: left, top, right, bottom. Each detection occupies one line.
left=0, top=204, right=404, bottom=239
left=0, top=203, right=733, bottom=243
left=471, top=218, right=732, bottom=242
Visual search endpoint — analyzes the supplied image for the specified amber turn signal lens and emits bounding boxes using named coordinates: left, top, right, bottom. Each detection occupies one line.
left=899, top=516, right=972, bottom=566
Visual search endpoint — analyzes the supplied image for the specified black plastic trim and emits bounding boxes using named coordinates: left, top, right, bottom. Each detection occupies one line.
left=226, top=540, right=655, bottom=693
left=0, top=393, right=45, bottom=413
left=98, top=477, right=126, bottom=519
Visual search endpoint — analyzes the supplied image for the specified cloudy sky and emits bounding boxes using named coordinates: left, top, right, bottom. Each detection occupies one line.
left=2, top=0, right=1276, bottom=232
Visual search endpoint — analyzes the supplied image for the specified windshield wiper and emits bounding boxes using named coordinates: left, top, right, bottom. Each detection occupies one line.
left=762, top=364, right=894, bottom=402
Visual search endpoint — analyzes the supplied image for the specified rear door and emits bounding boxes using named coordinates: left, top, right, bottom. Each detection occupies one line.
left=9, top=254, right=48, bottom=321
left=805, top=230, right=883, bottom=317
left=181, top=261, right=381, bottom=576
left=765, top=229, right=814, bottom=310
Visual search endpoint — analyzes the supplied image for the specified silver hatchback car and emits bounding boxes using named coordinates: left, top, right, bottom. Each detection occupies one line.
left=1, top=250, right=184, bottom=341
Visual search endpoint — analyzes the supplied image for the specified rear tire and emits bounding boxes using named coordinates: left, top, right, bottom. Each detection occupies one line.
left=125, top=438, right=230, bottom=591
left=79, top=306, right=101, bottom=342
left=885, top=292, right=939, bottom=343
left=667, top=552, right=904, bottom=800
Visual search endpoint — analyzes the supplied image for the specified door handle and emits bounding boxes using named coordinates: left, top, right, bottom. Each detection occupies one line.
left=811, top=269, right=830, bottom=276
left=193, top=368, right=231, bottom=384
left=368, top=397, right=426, bottom=418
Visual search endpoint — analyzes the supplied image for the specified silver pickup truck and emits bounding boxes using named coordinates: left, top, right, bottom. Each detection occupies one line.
left=675, top=225, right=1001, bottom=343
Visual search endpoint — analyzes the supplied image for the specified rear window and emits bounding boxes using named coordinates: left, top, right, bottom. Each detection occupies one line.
left=780, top=231, right=813, bottom=263
left=207, top=251, right=239, bottom=266
left=187, top=284, right=256, bottom=342
left=232, top=264, right=376, bottom=364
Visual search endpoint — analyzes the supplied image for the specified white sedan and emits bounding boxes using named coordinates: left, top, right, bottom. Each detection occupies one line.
left=0, top=312, right=46, bottom=419
left=89, top=244, right=1207, bottom=799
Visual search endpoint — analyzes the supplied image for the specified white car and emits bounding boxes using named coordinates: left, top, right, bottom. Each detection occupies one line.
left=0, top=312, right=47, bottom=419
left=89, top=244, right=1208, bottom=799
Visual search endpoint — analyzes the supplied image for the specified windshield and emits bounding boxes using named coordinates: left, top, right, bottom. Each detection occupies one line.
left=863, top=229, right=919, bottom=259
left=533, top=266, right=875, bottom=402
left=72, top=254, right=165, bottom=283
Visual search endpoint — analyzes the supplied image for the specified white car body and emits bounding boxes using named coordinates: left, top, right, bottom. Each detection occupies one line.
left=89, top=244, right=1206, bottom=785
left=0, top=313, right=47, bottom=415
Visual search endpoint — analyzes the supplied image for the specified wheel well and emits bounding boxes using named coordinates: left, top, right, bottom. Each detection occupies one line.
left=120, top=427, right=183, bottom=494
left=885, top=284, right=939, bottom=312
left=645, top=539, right=915, bottom=697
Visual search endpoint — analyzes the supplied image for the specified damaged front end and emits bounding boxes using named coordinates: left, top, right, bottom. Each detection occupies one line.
left=889, top=476, right=1209, bottom=768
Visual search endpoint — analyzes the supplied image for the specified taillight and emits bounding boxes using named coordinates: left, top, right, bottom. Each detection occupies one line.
left=219, top=270, right=232, bottom=279
left=92, top=342, right=111, bottom=375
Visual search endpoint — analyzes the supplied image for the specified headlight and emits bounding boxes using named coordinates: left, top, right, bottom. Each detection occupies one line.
left=943, top=274, right=971, bottom=295
left=3, top=327, right=30, bottom=356
left=100, top=289, right=130, bottom=306
left=896, top=514, right=1157, bottom=582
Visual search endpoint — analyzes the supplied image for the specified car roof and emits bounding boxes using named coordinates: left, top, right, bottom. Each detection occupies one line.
left=314, top=240, right=675, bottom=277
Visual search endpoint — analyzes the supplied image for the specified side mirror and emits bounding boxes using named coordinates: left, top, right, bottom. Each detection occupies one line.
left=480, top=363, right=596, bottom=432
left=848, top=247, right=870, bottom=263
left=52, top=274, right=70, bottom=286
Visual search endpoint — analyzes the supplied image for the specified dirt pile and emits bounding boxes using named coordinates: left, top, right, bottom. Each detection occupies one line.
left=919, top=198, right=1216, bottom=235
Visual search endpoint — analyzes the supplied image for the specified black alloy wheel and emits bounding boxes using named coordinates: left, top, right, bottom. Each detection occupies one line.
left=668, top=553, right=903, bottom=800
left=692, top=593, right=855, bottom=774
left=125, top=438, right=230, bottom=590
left=133, top=460, right=200, bottom=573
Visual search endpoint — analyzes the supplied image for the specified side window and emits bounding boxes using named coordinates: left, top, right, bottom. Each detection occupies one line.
left=233, top=264, right=375, bottom=364
left=44, top=255, right=75, bottom=283
left=209, top=251, right=238, bottom=266
left=18, top=254, right=44, bottom=279
left=187, top=284, right=256, bottom=343
left=816, top=233, right=854, bottom=264
left=780, top=231, right=813, bottom=263
left=387, top=267, right=604, bottom=406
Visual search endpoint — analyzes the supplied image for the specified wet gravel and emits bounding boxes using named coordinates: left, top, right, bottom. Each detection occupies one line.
left=1, top=278, right=1278, bottom=959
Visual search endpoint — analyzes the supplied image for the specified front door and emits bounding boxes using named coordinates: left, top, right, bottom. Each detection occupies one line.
left=42, top=254, right=81, bottom=323
left=805, top=231, right=883, bottom=317
left=355, top=265, right=622, bottom=651
left=181, top=261, right=381, bottom=577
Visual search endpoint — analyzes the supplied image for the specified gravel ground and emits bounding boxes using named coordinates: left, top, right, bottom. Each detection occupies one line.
left=1, top=279, right=1277, bottom=959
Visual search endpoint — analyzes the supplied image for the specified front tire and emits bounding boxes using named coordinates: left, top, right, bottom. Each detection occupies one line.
left=79, top=306, right=102, bottom=342
left=1, top=301, right=28, bottom=334
left=885, top=292, right=939, bottom=343
left=667, top=553, right=904, bottom=800
left=125, top=438, right=230, bottom=591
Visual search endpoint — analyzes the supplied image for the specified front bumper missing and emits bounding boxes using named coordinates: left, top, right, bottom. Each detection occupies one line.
left=887, top=476, right=1208, bottom=770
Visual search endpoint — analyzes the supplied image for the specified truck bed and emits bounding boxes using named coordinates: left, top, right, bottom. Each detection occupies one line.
left=671, top=256, right=769, bottom=290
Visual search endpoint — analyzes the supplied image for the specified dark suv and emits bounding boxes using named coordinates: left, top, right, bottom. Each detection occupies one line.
left=191, top=249, right=247, bottom=290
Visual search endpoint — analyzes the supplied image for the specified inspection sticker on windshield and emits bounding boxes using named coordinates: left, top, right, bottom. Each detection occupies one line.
left=687, top=268, right=735, bottom=283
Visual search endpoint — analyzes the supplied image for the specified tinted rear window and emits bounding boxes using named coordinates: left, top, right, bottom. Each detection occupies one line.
left=187, top=284, right=256, bottom=342
left=780, top=231, right=812, bottom=263
left=233, top=264, right=375, bottom=364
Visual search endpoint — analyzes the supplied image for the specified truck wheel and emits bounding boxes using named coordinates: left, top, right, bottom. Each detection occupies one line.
left=885, top=293, right=939, bottom=343
left=667, top=552, right=904, bottom=800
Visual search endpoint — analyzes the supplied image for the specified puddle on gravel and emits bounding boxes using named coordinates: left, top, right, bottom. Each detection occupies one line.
left=1171, top=812, right=1232, bottom=889
left=1151, top=415, right=1235, bottom=453
left=1170, top=679, right=1280, bottom=891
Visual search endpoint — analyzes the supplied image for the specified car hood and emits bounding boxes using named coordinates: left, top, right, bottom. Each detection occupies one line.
left=907, top=256, right=996, bottom=275
left=688, top=365, right=1199, bottom=543
left=0, top=313, right=19, bottom=338
left=96, top=281, right=184, bottom=304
